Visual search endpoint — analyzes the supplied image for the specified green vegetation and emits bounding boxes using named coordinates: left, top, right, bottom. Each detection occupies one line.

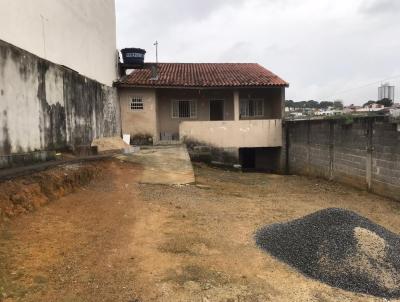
left=323, top=114, right=354, bottom=125
left=363, top=98, right=394, bottom=108
left=285, top=100, right=343, bottom=110
left=376, top=98, right=394, bottom=107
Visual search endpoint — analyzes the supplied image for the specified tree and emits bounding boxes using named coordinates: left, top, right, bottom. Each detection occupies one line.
left=333, top=100, right=344, bottom=110
left=363, top=100, right=376, bottom=107
left=306, top=100, right=319, bottom=108
left=320, top=101, right=334, bottom=109
left=376, top=98, right=393, bottom=107
left=285, top=100, right=295, bottom=109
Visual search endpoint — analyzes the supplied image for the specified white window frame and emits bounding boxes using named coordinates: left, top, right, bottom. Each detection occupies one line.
left=171, top=100, right=197, bottom=119
left=130, top=97, right=144, bottom=111
left=240, top=98, right=264, bottom=118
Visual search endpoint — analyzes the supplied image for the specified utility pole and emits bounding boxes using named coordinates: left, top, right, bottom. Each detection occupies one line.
left=40, top=14, right=48, bottom=59
left=153, top=40, right=158, bottom=64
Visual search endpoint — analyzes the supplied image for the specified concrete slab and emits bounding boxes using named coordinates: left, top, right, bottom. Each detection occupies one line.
left=116, top=145, right=195, bottom=185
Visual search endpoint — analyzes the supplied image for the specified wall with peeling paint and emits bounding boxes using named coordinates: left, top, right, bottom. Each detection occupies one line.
left=0, top=39, right=121, bottom=167
left=0, top=0, right=117, bottom=86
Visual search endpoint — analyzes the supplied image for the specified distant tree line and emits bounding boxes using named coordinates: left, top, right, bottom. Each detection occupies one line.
left=363, top=98, right=393, bottom=108
left=285, top=100, right=344, bottom=110
left=286, top=98, right=394, bottom=110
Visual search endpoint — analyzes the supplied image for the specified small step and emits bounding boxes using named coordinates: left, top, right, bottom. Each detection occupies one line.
left=155, top=140, right=182, bottom=146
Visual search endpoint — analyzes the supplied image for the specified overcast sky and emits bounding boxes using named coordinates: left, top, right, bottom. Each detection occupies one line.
left=116, top=0, right=400, bottom=105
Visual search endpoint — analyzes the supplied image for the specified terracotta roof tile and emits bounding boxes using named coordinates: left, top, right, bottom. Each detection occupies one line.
left=117, top=63, right=288, bottom=88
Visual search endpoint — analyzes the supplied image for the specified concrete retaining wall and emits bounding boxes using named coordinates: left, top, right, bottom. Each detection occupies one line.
left=286, top=117, right=400, bottom=201
left=0, top=39, right=121, bottom=168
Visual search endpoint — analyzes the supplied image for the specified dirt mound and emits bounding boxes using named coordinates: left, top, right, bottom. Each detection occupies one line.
left=255, top=208, right=400, bottom=298
left=91, top=137, right=130, bottom=153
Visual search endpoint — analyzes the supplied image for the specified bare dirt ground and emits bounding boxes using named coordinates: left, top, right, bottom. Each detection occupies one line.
left=1, top=159, right=400, bottom=302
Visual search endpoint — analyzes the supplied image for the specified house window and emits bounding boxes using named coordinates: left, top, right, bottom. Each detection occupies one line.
left=240, top=99, right=264, bottom=118
left=172, top=100, right=197, bottom=118
left=130, top=97, right=144, bottom=111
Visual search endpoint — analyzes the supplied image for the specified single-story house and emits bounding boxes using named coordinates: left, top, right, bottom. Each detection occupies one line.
left=116, top=63, right=288, bottom=171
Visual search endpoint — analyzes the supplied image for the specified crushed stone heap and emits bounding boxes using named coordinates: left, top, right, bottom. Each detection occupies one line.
left=255, top=208, right=400, bottom=299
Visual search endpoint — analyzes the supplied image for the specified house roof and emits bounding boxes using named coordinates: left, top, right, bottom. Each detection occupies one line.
left=117, top=63, right=288, bottom=88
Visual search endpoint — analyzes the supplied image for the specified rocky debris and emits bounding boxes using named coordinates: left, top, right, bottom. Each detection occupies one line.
left=91, top=137, right=131, bottom=153
left=255, top=208, right=400, bottom=299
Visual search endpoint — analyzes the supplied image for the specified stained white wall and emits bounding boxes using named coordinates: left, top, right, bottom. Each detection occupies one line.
left=0, top=0, right=117, bottom=86
left=0, top=39, right=121, bottom=159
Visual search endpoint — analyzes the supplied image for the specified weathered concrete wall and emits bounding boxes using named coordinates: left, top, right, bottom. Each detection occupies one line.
left=0, top=0, right=117, bottom=86
left=0, top=39, right=120, bottom=168
left=286, top=117, right=400, bottom=201
left=181, top=119, right=282, bottom=168
left=180, top=119, right=282, bottom=148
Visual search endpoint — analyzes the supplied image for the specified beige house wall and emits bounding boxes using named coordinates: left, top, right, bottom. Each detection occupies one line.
left=157, top=89, right=235, bottom=136
left=118, top=87, right=284, bottom=144
left=179, top=119, right=283, bottom=148
left=238, top=88, right=282, bottom=120
left=156, top=88, right=282, bottom=135
left=119, top=88, right=158, bottom=141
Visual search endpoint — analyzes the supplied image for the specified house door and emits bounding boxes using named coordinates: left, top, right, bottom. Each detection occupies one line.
left=209, top=100, right=224, bottom=121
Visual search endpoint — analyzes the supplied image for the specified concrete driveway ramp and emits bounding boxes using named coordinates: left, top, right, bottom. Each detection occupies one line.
left=116, top=145, right=195, bottom=185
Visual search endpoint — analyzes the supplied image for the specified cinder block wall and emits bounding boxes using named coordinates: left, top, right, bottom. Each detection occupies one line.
left=0, top=39, right=121, bottom=168
left=286, top=117, right=400, bottom=201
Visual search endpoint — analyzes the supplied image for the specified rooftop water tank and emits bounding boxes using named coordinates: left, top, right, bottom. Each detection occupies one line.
left=121, top=48, right=146, bottom=66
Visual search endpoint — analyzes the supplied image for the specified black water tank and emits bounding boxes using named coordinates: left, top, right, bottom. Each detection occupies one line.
left=121, top=48, right=146, bottom=66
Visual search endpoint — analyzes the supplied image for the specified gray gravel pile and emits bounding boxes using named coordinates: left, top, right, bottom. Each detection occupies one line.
left=255, top=208, right=400, bottom=298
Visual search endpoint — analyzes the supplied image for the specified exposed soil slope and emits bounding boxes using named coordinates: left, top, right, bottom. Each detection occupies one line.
left=0, top=161, right=107, bottom=219
left=0, top=162, right=400, bottom=301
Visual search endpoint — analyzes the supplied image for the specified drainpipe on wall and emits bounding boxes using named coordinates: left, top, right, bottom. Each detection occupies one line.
left=233, top=90, right=240, bottom=121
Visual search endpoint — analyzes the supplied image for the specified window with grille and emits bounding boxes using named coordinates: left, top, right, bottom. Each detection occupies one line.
left=240, top=99, right=264, bottom=118
left=130, top=97, right=144, bottom=111
left=171, top=100, right=197, bottom=118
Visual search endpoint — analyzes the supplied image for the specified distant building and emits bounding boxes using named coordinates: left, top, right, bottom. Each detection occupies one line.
left=0, top=1, right=118, bottom=86
left=314, top=109, right=343, bottom=116
left=343, top=105, right=361, bottom=114
left=378, top=83, right=395, bottom=101
left=360, top=103, right=385, bottom=112
left=288, top=112, right=304, bottom=118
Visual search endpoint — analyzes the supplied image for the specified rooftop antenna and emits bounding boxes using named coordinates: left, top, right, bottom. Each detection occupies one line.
left=153, top=40, right=158, bottom=64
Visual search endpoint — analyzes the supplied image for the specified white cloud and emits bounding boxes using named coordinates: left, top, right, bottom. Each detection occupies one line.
left=359, top=0, right=400, bottom=16
left=116, top=0, right=400, bottom=105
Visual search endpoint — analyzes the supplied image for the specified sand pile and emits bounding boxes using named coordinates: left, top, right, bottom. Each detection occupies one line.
left=255, top=208, right=400, bottom=298
left=91, top=137, right=130, bottom=153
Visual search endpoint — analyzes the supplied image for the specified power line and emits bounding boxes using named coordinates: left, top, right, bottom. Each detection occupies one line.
left=321, top=74, right=400, bottom=100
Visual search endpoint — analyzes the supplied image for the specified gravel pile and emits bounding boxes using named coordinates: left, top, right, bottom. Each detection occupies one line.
left=255, top=208, right=400, bottom=298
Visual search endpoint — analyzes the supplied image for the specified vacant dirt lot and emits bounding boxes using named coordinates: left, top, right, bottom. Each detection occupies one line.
left=0, top=159, right=399, bottom=302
